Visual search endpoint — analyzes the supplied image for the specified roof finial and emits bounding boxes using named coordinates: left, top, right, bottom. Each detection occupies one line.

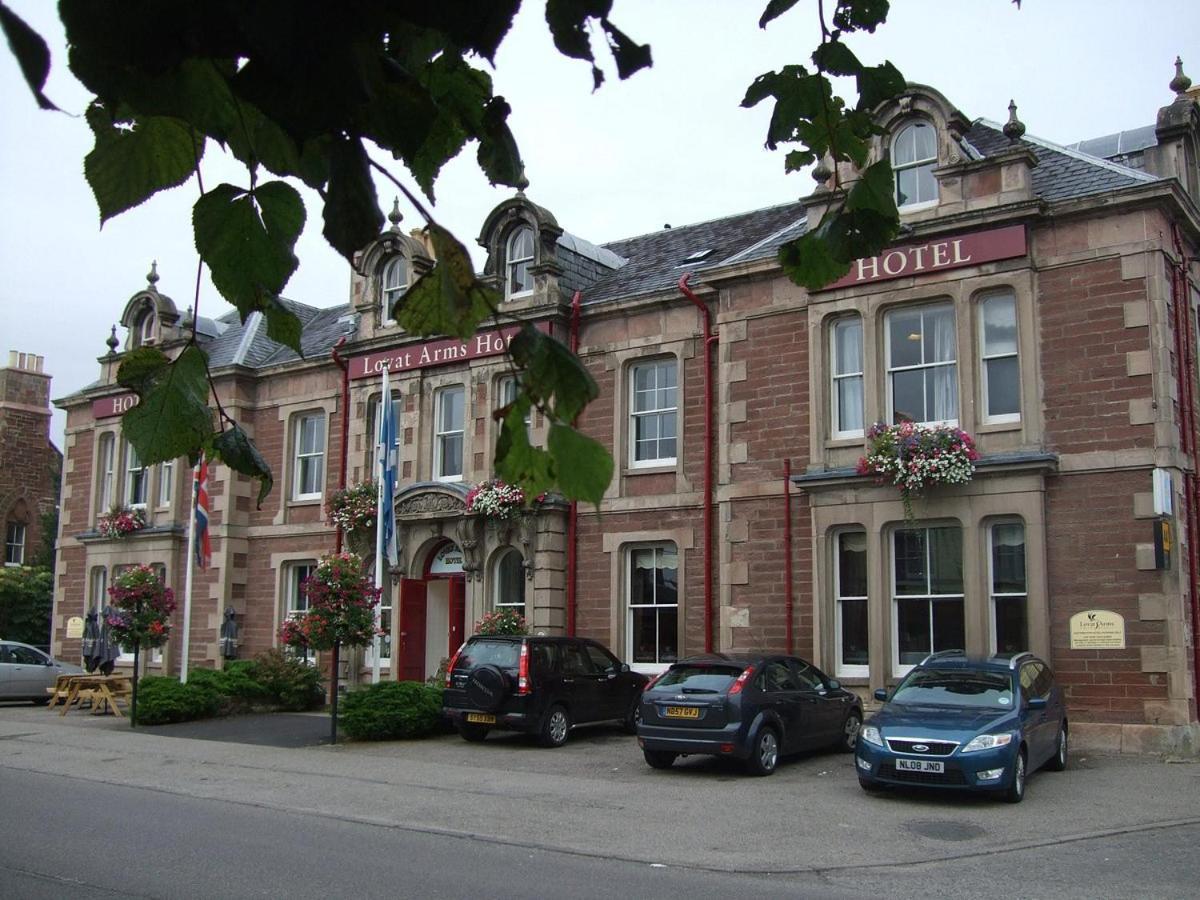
left=1170, top=56, right=1192, bottom=95
left=146, top=259, right=159, bottom=288
left=1002, top=99, right=1026, bottom=143
left=515, top=165, right=529, bottom=195
left=812, top=156, right=833, bottom=190
left=388, top=197, right=403, bottom=230
left=105, top=325, right=119, bottom=355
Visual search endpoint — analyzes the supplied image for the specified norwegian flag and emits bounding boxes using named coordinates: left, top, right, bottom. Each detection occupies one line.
left=194, top=454, right=212, bottom=569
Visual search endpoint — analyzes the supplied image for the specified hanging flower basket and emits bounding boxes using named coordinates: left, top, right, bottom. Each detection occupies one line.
left=326, top=481, right=377, bottom=533
left=98, top=505, right=146, bottom=539
left=465, top=479, right=527, bottom=521
left=857, top=422, right=978, bottom=522
left=278, top=552, right=381, bottom=652
left=106, top=564, right=175, bottom=648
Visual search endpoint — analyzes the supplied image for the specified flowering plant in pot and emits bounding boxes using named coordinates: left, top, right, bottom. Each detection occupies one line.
left=98, top=505, right=146, bottom=538
left=106, top=563, right=176, bottom=649
left=857, top=422, right=978, bottom=522
left=465, top=478, right=528, bottom=520
left=474, top=608, right=528, bottom=636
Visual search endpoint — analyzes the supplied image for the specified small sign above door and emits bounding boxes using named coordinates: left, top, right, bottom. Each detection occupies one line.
left=429, top=543, right=464, bottom=575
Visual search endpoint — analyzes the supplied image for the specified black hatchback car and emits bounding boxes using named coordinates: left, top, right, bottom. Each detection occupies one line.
left=442, top=635, right=648, bottom=747
left=637, top=653, right=863, bottom=775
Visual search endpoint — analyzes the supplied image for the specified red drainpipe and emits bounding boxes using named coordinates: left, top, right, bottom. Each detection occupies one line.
left=784, top=459, right=794, bottom=655
left=1169, top=224, right=1200, bottom=704
left=331, top=336, right=350, bottom=554
left=567, top=291, right=582, bottom=636
left=677, top=274, right=717, bottom=653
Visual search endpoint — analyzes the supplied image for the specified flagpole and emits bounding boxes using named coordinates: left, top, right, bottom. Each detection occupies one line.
left=372, top=368, right=387, bottom=684
left=180, top=458, right=199, bottom=683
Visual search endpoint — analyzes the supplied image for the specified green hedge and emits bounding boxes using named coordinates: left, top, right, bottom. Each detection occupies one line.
left=339, top=681, right=444, bottom=740
left=135, top=676, right=223, bottom=725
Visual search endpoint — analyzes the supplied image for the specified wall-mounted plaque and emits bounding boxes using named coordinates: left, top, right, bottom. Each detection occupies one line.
left=65, top=616, right=85, bottom=639
left=1069, top=609, right=1126, bottom=650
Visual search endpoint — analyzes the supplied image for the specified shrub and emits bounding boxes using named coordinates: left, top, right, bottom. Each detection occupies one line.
left=339, top=681, right=444, bottom=740
left=135, top=675, right=222, bottom=725
left=252, top=648, right=325, bottom=711
left=186, top=663, right=271, bottom=712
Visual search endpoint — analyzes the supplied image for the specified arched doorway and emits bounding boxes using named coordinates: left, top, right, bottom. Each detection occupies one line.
left=398, top=539, right=466, bottom=681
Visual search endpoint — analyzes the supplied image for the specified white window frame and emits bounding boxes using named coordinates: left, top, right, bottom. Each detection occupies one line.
left=625, top=543, right=679, bottom=674
left=138, top=309, right=156, bottom=345
left=292, top=412, right=326, bottom=501
left=834, top=530, right=869, bottom=678
left=115, top=564, right=164, bottom=664
left=885, top=302, right=958, bottom=427
left=89, top=566, right=107, bottom=615
left=629, top=358, right=678, bottom=468
left=892, top=121, right=938, bottom=210
left=891, top=526, right=964, bottom=677
left=830, top=317, right=864, bottom=439
left=4, top=521, right=25, bottom=566
left=433, top=385, right=465, bottom=482
left=497, top=375, right=532, bottom=439
left=366, top=391, right=402, bottom=479
left=381, top=255, right=406, bottom=324
left=284, top=561, right=318, bottom=665
left=505, top=225, right=535, bottom=299
left=97, top=432, right=115, bottom=515
left=124, top=442, right=148, bottom=509
left=158, top=459, right=175, bottom=508
left=988, top=520, right=1028, bottom=655
left=493, top=547, right=527, bottom=612
left=979, top=291, right=1021, bottom=424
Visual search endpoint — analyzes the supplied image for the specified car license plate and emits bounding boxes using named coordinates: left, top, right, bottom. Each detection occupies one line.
left=897, top=758, right=944, bottom=773
left=663, top=706, right=700, bottom=719
left=466, top=713, right=496, bottom=724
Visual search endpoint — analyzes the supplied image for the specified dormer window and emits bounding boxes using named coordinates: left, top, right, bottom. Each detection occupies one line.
left=136, top=308, right=156, bottom=346
left=892, top=121, right=938, bottom=208
left=381, top=256, right=407, bottom=324
left=505, top=226, right=535, bottom=299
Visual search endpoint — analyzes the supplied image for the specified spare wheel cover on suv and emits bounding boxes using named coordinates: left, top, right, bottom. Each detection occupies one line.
left=465, top=664, right=512, bottom=712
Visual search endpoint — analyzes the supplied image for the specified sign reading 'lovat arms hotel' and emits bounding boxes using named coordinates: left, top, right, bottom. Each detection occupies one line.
left=349, top=323, right=549, bottom=380
left=818, top=223, right=1027, bottom=291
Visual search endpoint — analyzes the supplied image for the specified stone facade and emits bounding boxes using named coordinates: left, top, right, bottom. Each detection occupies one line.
left=1, top=351, right=61, bottom=570
left=49, top=75, right=1200, bottom=748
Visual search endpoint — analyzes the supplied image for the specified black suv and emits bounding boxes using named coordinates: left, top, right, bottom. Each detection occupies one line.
left=442, top=635, right=648, bottom=747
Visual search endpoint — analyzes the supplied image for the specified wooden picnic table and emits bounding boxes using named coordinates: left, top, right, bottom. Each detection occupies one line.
left=52, top=674, right=133, bottom=717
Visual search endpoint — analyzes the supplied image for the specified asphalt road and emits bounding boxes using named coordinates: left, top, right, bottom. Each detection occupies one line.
left=2, top=704, right=1199, bottom=898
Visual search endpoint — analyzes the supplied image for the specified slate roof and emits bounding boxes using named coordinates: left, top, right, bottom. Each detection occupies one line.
left=201, top=298, right=356, bottom=371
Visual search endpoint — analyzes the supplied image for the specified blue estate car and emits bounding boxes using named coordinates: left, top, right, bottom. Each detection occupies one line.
left=855, top=651, right=1068, bottom=803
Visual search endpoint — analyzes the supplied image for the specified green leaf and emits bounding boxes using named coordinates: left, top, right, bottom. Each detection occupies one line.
left=545, top=0, right=609, bottom=63
left=547, top=424, right=612, bottom=506
left=119, top=345, right=214, bottom=466
left=845, top=158, right=898, bottom=219
left=85, top=104, right=201, bottom=224
left=784, top=149, right=815, bottom=172
left=778, top=223, right=853, bottom=292
left=322, top=137, right=383, bottom=261
left=856, top=61, right=906, bottom=111
left=476, top=97, right=524, bottom=188
left=115, top=346, right=170, bottom=395
left=812, top=39, right=862, bottom=77
left=598, top=19, right=652, bottom=80
left=396, top=224, right=499, bottom=340
left=193, top=181, right=305, bottom=340
left=0, top=1, right=57, bottom=110
left=211, top=423, right=274, bottom=509
left=508, top=325, right=598, bottom=424
left=832, top=0, right=891, bottom=33
left=263, top=297, right=304, bottom=357
left=495, top=404, right=555, bottom=499
left=758, top=0, right=801, bottom=28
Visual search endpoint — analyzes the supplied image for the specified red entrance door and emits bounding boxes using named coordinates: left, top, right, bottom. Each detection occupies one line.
left=399, top=579, right=427, bottom=682
left=448, top=576, right=466, bottom=658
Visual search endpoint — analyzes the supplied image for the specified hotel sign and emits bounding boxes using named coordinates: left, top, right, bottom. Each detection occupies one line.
left=818, top=223, right=1027, bottom=291
left=349, top=324, right=548, bottom=381
left=92, top=393, right=140, bottom=419
left=1069, top=609, right=1127, bottom=651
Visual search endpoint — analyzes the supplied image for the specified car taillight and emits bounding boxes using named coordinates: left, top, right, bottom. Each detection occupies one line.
left=444, top=643, right=464, bottom=688
left=727, top=665, right=755, bottom=695
left=517, top=642, right=530, bottom=695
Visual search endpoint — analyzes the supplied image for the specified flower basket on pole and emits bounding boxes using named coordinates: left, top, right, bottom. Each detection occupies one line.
left=278, top=552, right=381, bottom=744
left=856, top=422, right=978, bottom=523
left=106, top=564, right=176, bottom=727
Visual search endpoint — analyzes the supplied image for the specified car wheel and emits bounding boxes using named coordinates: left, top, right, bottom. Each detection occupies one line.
left=32, top=696, right=52, bottom=707
left=837, top=710, right=862, bottom=753
left=643, top=749, right=677, bottom=770
left=745, top=726, right=780, bottom=776
left=858, top=776, right=885, bottom=793
left=1046, top=722, right=1068, bottom=772
left=457, top=724, right=490, bottom=743
left=1004, top=748, right=1027, bottom=804
left=539, top=705, right=571, bottom=748
left=623, top=698, right=642, bottom=735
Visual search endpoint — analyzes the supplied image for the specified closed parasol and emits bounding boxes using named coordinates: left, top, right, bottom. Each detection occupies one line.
left=81, top=610, right=101, bottom=672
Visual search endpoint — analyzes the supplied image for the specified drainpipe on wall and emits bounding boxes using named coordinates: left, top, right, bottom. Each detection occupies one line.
left=332, top=337, right=350, bottom=555
left=784, top=459, right=794, bottom=656
left=567, top=291, right=582, bottom=636
left=1169, top=225, right=1200, bottom=705
left=677, top=274, right=717, bottom=653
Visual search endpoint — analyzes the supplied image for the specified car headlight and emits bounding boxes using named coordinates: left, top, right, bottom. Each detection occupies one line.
left=961, top=732, right=1014, bottom=753
left=860, top=725, right=883, bottom=747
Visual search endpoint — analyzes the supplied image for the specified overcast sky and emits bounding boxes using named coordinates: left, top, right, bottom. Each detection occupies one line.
left=2, top=1, right=1198, bottom=447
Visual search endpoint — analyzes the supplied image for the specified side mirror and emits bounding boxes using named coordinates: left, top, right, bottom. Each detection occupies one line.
left=621, top=663, right=630, bottom=673
left=1027, top=696, right=1047, bottom=710
left=873, top=688, right=889, bottom=702
left=826, top=679, right=841, bottom=691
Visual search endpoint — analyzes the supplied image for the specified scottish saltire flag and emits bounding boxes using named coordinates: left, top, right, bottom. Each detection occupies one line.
left=378, top=368, right=399, bottom=567
left=194, top=454, right=212, bottom=569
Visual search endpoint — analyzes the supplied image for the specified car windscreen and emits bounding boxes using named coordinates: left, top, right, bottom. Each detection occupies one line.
left=458, top=640, right=521, bottom=671
left=654, top=665, right=742, bottom=693
left=890, top=668, right=1014, bottom=709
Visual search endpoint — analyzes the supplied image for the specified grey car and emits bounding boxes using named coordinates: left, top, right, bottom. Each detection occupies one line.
left=0, top=640, right=84, bottom=703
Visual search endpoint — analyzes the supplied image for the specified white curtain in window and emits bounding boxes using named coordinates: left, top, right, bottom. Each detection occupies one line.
left=930, top=308, right=958, bottom=421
